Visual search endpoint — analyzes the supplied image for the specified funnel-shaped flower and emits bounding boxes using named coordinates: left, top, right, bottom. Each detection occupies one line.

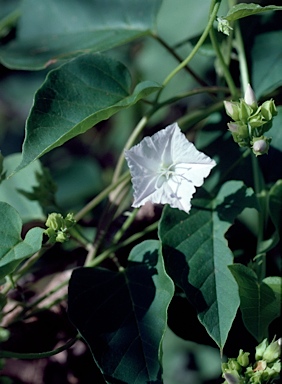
left=125, top=123, right=216, bottom=214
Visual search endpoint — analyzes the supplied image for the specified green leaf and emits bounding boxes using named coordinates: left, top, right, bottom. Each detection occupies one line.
left=252, top=31, right=282, bottom=98
left=0, top=153, right=45, bottom=222
left=159, top=180, right=258, bottom=349
left=224, top=3, right=282, bottom=21
left=0, top=0, right=162, bottom=70
left=229, top=264, right=281, bottom=342
left=68, top=240, right=174, bottom=384
left=268, top=179, right=282, bottom=233
left=14, top=53, right=160, bottom=173
left=0, top=202, right=44, bottom=270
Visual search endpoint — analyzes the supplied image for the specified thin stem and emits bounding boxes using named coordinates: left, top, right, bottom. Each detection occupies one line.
left=234, top=22, right=249, bottom=94
left=113, top=208, right=139, bottom=244
left=156, top=86, right=230, bottom=110
left=0, top=336, right=78, bottom=359
left=86, top=220, right=159, bottom=267
left=112, top=115, right=149, bottom=183
left=234, top=18, right=267, bottom=281
left=161, top=0, right=221, bottom=88
left=74, top=171, right=130, bottom=222
left=209, top=21, right=238, bottom=98
left=153, top=34, right=210, bottom=88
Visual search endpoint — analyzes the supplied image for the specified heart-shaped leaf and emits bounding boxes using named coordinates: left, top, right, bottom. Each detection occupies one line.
left=229, top=264, right=281, bottom=342
left=68, top=240, right=174, bottom=384
left=0, top=0, right=162, bottom=70
left=14, top=53, right=160, bottom=173
left=159, top=180, right=259, bottom=349
left=0, top=202, right=44, bottom=276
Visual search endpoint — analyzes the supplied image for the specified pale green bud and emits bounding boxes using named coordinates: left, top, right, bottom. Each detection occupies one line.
left=244, top=84, right=257, bottom=109
left=217, top=17, right=233, bottom=36
left=228, top=359, right=242, bottom=373
left=65, top=212, right=76, bottom=229
left=239, top=99, right=253, bottom=122
left=252, top=136, right=271, bottom=156
left=260, top=99, right=277, bottom=121
left=255, top=339, right=268, bottom=360
left=45, top=213, right=64, bottom=231
left=263, top=339, right=281, bottom=363
left=237, top=349, right=250, bottom=367
left=55, top=231, right=69, bottom=243
left=224, top=101, right=240, bottom=121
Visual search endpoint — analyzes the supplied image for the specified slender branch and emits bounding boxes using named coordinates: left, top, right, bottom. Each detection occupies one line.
left=161, top=0, right=221, bottom=88
left=86, top=220, right=159, bottom=267
left=112, top=115, right=149, bottom=183
left=0, top=336, right=78, bottom=359
left=209, top=23, right=238, bottom=98
left=74, top=171, right=130, bottom=222
left=153, top=34, right=210, bottom=88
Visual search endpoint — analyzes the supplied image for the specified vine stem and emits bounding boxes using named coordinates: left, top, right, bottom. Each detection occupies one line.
left=74, top=171, right=130, bottom=222
left=0, top=336, right=78, bottom=359
left=86, top=221, right=158, bottom=267
left=153, top=34, right=210, bottom=88
left=209, top=19, right=238, bottom=98
left=161, top=0, right=221, bottom=88
left=234, top=19, right=266, bottom=281
left=112, top=115, right=149, bottom=183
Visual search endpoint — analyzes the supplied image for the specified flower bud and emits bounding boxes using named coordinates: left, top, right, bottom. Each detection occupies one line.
left=263, top=339, right=281, bottom=363
left=255, top=339, right=268, bottom=360
left=244, top=84, right=257, bottom=108
left=217, top=17, right=233, bottom=36
left=224, top=101, right=240, bottom=121
left=45, top=213, right=64, bottom=231
left=65, top=212, right=76, bottom=229
left=228, top=359, right=242, bottom=373
left=260, top=99, right=277, bottom=121
left=239, top=100, right=253, bottom=122
left=56, top=231, right=69, bottom=243
left=227, top=122, right=239, bottom=133
left=237, top=349, right=250, bottom=367
left=252, top=137, right=271, bottom=156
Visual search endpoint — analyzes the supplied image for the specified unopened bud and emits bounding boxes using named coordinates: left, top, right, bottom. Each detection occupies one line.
left=224, top=101, right=240, bottom=121
left=261, top=99, right=277, bottom=121
left=252, top=137, right=270, bottom=156
left=217, top=17, right=233, bottom=36
left=237, top=349, right=249, bottom=367
left=45, top=213, right=64, bottom=231
left=255, top=339, right=268, bottom=360
left=263, top=338, right=281, bottom=363
left=56, top=231, right=69, bottom=243
left=65, top=212, right=76, bottom=229
left=244, top=84, right=257, bottom=108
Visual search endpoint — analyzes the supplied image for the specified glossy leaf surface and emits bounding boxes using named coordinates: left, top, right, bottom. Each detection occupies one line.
left=229, top=264, right=282, bottom=342
left=159, top=180, right=259, bottom=349
left=68, top=240, right=174, bottom=384
left=15, top=53, right=160, bottom=173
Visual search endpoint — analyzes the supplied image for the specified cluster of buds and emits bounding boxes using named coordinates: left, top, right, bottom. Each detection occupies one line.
left=224, top=84, right=277, bottom=156
left=222, top=338, right=281, bottom=384
left=44, top=212, right=76, bottom=243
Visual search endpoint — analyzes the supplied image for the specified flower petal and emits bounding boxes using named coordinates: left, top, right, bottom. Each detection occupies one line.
left=125, top=122, right=216, bottom=213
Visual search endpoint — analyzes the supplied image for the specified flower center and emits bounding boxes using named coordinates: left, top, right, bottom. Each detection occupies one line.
left=155, top=163, right=176, bottom=188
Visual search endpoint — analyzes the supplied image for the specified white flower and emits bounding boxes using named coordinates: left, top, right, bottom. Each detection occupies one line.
left=124, top=123, right=216, bottom=214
